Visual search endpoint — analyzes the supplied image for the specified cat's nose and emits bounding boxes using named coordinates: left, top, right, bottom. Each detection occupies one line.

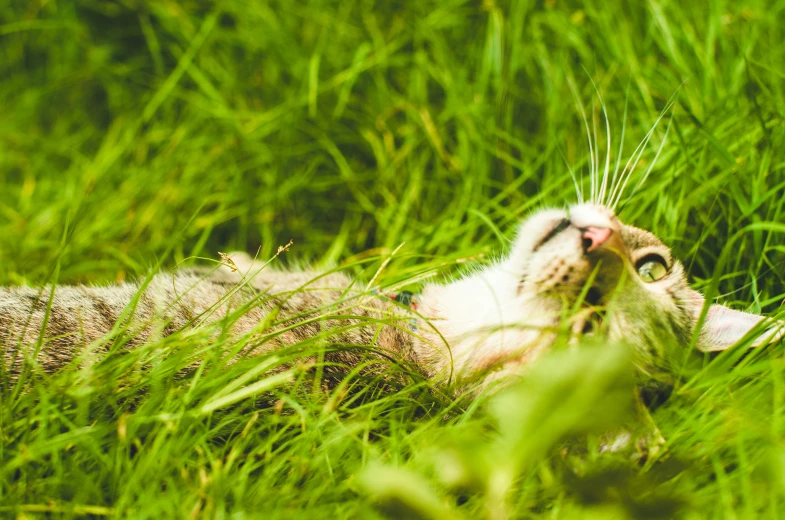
left=581, top=226, right=612, bottom=253
left=569, top=204, right=615, bottom=229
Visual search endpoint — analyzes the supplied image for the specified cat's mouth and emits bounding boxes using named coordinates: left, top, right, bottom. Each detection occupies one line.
left=570, top=299, right=607, bottom=338
left=585, top=286, right=602, bottom=306
left=577, top=286, right=604, bottom=334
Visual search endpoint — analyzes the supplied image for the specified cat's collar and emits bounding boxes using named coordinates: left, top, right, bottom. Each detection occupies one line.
left=372, top=288, right=420, bottom=331
left=387, top=290, right=419, bottom=311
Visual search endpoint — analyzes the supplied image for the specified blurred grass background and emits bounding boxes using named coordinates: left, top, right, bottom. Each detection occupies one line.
left=3, top=0, right=785, bottom=518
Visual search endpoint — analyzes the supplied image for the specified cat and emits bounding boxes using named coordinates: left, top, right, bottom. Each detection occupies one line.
left=1, top=202, right=780, bottom=391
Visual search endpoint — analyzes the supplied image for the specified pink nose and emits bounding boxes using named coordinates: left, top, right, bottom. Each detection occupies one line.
left=582, top=226, right=612, bottom=253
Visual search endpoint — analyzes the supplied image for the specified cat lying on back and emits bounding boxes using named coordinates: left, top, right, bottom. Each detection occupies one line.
left=0, top=203, right=780, bottom=390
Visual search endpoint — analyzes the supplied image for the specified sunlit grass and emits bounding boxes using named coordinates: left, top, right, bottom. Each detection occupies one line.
left=2, top=0, right=785, bottom=517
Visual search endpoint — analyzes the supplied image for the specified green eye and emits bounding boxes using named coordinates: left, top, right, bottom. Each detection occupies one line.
left=637, top=256, right=668, bottom=282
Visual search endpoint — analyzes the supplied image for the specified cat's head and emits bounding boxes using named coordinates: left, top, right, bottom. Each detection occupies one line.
left=507, top=203, right=778, bottom=360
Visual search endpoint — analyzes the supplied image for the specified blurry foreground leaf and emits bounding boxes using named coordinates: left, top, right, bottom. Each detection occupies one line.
left=490, top=341, right=635, bottom=470
left=359, top=463, right=463, bottom=520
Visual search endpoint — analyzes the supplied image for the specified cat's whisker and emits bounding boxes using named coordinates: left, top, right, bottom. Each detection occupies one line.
left=560, top=147, right=584, bottom=203
left=608, top=125, right=657, bottom=209
left=601, top=100, right=612, bottom=207
left=607, top=119, right=658, bottom=208
left=618, top=115, right=672, bottom=211
left=608, top=109, right=665, bottom=207
left=608, top=84, right=682, bottom=208
left=609, top=85, right=630, bottom=208
left=568, top=75, right=596, bottom=204
left=609, top=97, right=676, bottom=208
left=585, top=76, right=613, bottom=206
left=592, top=98, right=600, bottom=203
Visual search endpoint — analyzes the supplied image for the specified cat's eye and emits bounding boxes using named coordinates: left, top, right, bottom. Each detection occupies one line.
left=636, top=255, right=668, bottom=282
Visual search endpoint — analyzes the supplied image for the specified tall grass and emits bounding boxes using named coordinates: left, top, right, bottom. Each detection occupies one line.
left=2, top=0, right=785, bottom=517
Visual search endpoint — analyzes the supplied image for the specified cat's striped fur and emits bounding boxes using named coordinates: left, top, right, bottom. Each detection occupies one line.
left=0, top=268, right=419, bottom=383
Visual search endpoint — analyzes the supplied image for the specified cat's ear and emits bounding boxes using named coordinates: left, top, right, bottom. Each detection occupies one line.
left=695, top=304, right=782, bottom=352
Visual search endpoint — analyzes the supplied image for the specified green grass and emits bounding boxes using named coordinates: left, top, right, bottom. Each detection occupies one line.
left=3, top=0, right=785, bottom=517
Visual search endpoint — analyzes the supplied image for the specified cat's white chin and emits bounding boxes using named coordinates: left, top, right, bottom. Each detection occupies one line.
left=415, top=263, right=566, bottom=385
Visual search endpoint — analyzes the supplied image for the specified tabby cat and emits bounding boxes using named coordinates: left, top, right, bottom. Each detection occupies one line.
left=1, top=203, right=779, bottom=390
